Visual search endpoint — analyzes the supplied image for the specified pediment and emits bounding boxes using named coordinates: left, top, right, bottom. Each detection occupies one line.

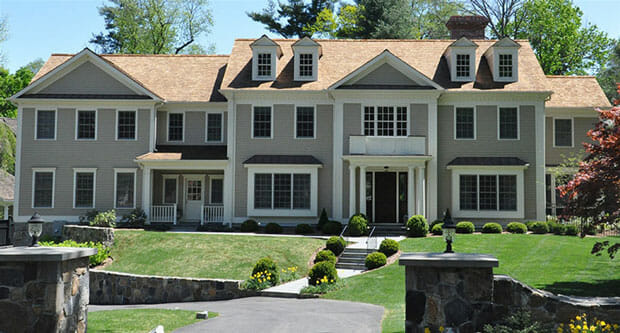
left=38, top=61, right=138, bottom=96
left=493, top=37, right=520, bottom=48
left=450, top=37, right=478, bottom=48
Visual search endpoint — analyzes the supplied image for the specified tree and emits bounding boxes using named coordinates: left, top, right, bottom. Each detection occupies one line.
left=247, top=0, right=336, bottom=38
left=355, top=0, right=414, bottom=39
left=558, top=84, right=620, bottom=259
left=597, top=41, right=620, bottom=102
left=468, top=0, right=526, bottom=38
left=304, top=3, right=362, bottom=38
left=410, top=0, right=466, bottom=39
left=0, top=122, right=15, bottom=175
left=91, top=0, right=213, bottom=54
left=0, top=65, right=36, bottom=118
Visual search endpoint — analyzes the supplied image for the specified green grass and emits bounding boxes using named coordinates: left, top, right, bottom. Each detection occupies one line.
left=103, top=230, right=323, bottom=280
left=324, top=234, right=620, bottom=333
left=88, top=309, right=217, bottom=332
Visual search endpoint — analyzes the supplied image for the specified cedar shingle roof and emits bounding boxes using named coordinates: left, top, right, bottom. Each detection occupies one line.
left=0, top=169, right=14, bottom=202
left=546, top=76, right=612, bottom=108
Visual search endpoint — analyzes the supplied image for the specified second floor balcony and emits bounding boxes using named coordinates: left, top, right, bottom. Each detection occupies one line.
left=349, top=135, right=427, bottom=155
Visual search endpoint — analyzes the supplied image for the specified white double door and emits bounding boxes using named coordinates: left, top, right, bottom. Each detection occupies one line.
left=184, top=175, right=204, bottom=221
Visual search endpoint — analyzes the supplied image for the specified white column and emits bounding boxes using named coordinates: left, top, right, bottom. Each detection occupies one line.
left=142, top=167, right=152, bottom=224
left=348, top=164, right=356, bottom=218
left=223, top=165, right=233, bottom=226
left=407, top=166, right=415, bottom=218
left=535, top=101, right=546, bottom=220
left=427, top=99, right=438, bottom=222
left=333, top=103, right=344, bottom=221
left=416, top=166, right=426, bottom=217
left=3, top=205, right=8, bottom=219
left=359, top=165, right=366, bottom=216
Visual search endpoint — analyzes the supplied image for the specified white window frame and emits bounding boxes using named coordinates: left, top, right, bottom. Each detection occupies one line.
left=35, top=108, right=57, bottom=141
left=246, top=165, right=320, bottom=217
left=452, top=51, right=476, bottom=82
left=449, top=166, right=526, bottom=219
left=293, top=49, right=319, bottom=81
left=294, top=105, right=316, bottom=139
left=454, top=106, right=477, bottom=140
left=493, top=50, right=518, bottom=82
left=167, top=112, right=185, bottom=142
left=114, top=168, right=137, bottom=209
left=115, top=109, right=138, bottom=141
left=497, top=107, right=520, bottom=140
left=208, top=175, right=224, bottom=204
left=32, top=167, right=56, bottom=209
left=72, top=168, right=97, bottom=209
left=360, top=105, right=409, bottom=137
left=75, top=109, right=98, bottom=141
left=205, top=111, right=224, bottom=143
left=251, top=105, right=273, bottom=139
left=252, top=48, right=277, bottom=81
left=553, top=117, right=574, bottom=148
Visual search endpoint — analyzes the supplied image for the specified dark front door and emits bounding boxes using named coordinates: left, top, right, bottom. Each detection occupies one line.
left=374, top=172, right=397, bottom=223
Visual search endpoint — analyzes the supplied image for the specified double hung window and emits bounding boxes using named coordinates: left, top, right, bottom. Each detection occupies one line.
left=363, top=106, right=407, bottom=137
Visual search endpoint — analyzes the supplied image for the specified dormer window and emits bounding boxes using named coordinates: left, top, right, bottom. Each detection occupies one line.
left=292, top=36, right=321, bottom=81
left=257, top=53, right=272, bottom=77
left=456, top=54, right=471, bottom=78
left=485, top=37, right=520, bottom=82
left=498, top=54, right=513, bottom=78
left=250, top=35, right=282, bottom=81
left=446, top=37, right=477, bottom=82
left=299, top=53, right=314, bottom=78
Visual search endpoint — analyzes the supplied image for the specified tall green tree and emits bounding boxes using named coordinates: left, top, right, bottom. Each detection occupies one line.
left=91, top=0, right=213, bottom=54
left=469, top=0, right=526, bottom=39
left=304, top=3, right=362, bottom=38
left=247, top=0, right=336, bottom=38
left=597, top=41, right=620, bottom=102
left=0, top=65, right=36, bottom=118
left=410, top=0, right=465, bottom=39
left=0, top=122, right=15, bottom=175
left=355, top=0, right=414, bottom=39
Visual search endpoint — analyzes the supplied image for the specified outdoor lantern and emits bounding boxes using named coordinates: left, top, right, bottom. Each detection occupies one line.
left=27, top=213, right=44, bottom=247
left=442, top=209, right=456, bottom=253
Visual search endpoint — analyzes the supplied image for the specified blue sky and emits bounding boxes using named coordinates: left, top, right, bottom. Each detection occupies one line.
left=0, top=0, right=618, bottom=72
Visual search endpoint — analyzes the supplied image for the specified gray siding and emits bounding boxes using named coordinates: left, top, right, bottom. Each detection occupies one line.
left=156, top=111, right=227, bottom=145
left=545, top=116, right=596, bottom=166
left=19, top=107, right=150, bottom=218
left=411, top=104, right=428, bottom=137
left=39, top=62, right=137, bottom=96
left=355, top=63, right=417, bottom=86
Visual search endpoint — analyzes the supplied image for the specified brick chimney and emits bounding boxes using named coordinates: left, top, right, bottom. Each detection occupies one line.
left=446, top=15, right=489, bottom=39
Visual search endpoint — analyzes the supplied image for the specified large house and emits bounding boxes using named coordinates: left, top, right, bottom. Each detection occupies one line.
left=9, top=16, right=611, bottom=227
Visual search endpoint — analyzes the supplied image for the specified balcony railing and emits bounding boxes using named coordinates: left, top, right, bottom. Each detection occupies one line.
left=151, top=204, right=177, bottom=224
left=202, top=204, right=224, bottom=224
left=349, top=135, right=427, bottom=155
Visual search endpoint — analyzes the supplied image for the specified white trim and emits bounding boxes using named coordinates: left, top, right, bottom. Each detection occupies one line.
left=167, top=111, right=185, bottom=142
left=31, top=167, right=56, bottom=209
left=293, top=47, right=319, bottom=81
left=453, top=106, right=476, bottom=140
left=208, top=175, right=224, bottom=204
left=74, top=109, right=98, bottom=141
left=251, top=105, right=273, bottom=139
left=447, top=41, right=477, bottom=82
left=205, top=111, right=224, bottom=143
left=360, top=105, right=410, bottom=137
left=115, top=109, right=138, bottom=141
left=72, top=168, right=97, bottom=209
left=497, top=106, right=520, bottom=140
left=149, top=106, right=156, bottom=151
left=294, top=105, right=317, bottom=139
left=333, top=102, right=344, bottom=220
left=252, top=47, right=277, bottom=81
left=135, top=159, right=228, bottom=170
left=14, top=105, right=22, bottom=217
left=114, top=168, right=137, bottom=209
left=552, top=116, right=574, bottom=148
left=427, top=98, right=438, bottom=221
left=34, top=108, right=57, bottom=141
left=535, top=101, right=546, bottom=220
left=162, top=174, right=179, bottom=204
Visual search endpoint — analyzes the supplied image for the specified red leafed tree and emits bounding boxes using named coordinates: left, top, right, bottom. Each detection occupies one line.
left=558, top=84, right=620, bottom=258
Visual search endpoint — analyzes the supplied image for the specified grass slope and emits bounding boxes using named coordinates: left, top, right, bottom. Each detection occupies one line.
left=324, top=234, right=620, bottom=333
left=104, top=230, right=323, bottom=280
left=88, top=309, right=216, bottom=332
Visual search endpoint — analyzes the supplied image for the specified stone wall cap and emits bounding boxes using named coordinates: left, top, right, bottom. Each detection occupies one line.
left=399, top=252, right=499, bottom=268
left=0, top=246, right=97, bottom=262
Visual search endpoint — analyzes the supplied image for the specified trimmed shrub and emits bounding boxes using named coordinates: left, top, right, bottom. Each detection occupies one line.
left=317, top=208, right=329, bottom=231
left=119, top=209, right=146, bottom=228
left=240, top=219, right=259, bottom=232
left=308, top=261, right=338, bottom=286
left=530, top=221, right=549, bottom=234
left=565, top=224, right=579, bottom=236
left=525, top=221, right=536, bottom=232
left=314, top=250, right=337, bottom=265
left=348, top=215, right=368, bottom=236
left=456, top=221, right=475, bottom=234
left=90, top=210, right=116, bottom=228
left=429, top=219, right=443, bottom=228
left=252, top=257, right=279, bottom=286
left=548, top=222, right=566, bottom=235
left=406, top=215, right=428, bottom=237
left=365, top=252, right=387, bottom=270
left=39, top=240, right=110, bottom=267
left=322, top=221, right=342, bottom=235
left=506, top=222, right=527, bottom=234
left=265, top=223, right=283, bottom=234
left=295, top=223, right=314, bottom=235
left=326, top=236, right=346, bottom=256
left=431, top=223, right=443, bottom=235
left=482, top=223, right=502, bottom=234
left=378, top=239, right=399, bottom=257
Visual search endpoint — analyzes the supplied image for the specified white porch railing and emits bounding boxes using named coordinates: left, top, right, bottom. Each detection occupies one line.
left=201, top=204, right=224, bottom=224
left=349, top=135, right=427, bottom=155
left=151, top=204, right=177, bottom=225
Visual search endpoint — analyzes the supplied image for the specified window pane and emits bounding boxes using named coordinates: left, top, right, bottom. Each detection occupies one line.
left=456, top=54, right=470, bottom=78
left=377, top=106, right=394, bottom=136
left=299, top=53, right=313, bottom=77
left=168, top=113, right=183, bottom=141
left=34, top=172, right=53, bottom=207
left=499, top=54, right=513, bottom=77
left=456, top=108, right=474, bottom=139
left=253, top=107, right=271, bottom=138
left=479, top=175, right=497, bottom=210
left=499, top=107, right=518, bottom=139
left=293, top=174, right=310, bottom=209
left=364, top=106, right=375, bottom=136
left=186, top=180, right=202, bottom=201
left=207, top=113, right=222, bottom=142
left=555, top=119, right=572, bottom=147
left=116, top=173, right=135, bottom=208
left=396, top=106, right=407, bottom=136
left=499, top=175, right=517, bottom=211
left=258, top=53, right=271, bottom=77
left=296, top=107, right=314, bottom=138
left=37, top=111, right=55, bottom=139
left=211, top=178, right=223, bottom=204
left=273, top=174, right=291, bottom=209
left=118, top=111, right=136, bottom=140
left=75, top=172, right=94, bottom=208
left=164, top=178, right=177, bottom=204
left=254, top=174, right=272, bottom=209
left=459, top=175, right=477, bottom=210
left=77, top=110, right=96, bottom=139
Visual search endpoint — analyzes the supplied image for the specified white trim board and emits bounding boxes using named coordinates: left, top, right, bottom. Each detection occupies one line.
left=34, top=108, right=58, bottom=141
left=72, top=168, right=97, bottom=209
left=31, top=167, right=56, bottom=209
left=115, top=109, right=138, bottom=141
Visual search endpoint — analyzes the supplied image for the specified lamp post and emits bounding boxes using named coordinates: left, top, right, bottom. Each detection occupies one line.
left=27, top=213, right=44, bottom=247
left=442, top=209, right=456, bottom=253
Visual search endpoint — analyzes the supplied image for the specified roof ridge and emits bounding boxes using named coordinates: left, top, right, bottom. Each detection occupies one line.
left=235, top=38, right=529, bottom=42
left=51, top=53, right=229, bottom=58
left=547, top=75, right=596, bottom=79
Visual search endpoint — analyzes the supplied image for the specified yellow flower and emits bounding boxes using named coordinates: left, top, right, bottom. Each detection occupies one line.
left=600, top=322, right=606, bottom=327
left=424, top=328, right=430, bottom=333
left=267, top=276, right=271, bottom=280
left=439, top=327, right=444, bottom=333
left=577, top=316, right=582, bottom=321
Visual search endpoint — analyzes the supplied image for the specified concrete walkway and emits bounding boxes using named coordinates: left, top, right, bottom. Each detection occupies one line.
left=90, top=297, right=384, bottom=333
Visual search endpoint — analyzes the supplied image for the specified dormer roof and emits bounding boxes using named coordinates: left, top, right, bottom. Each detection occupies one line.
left=449, top=37, right=478, bottom=48
left=250, top=35, right=283, bottom=58
left=492, top=37, right=521, bottom=48
left=292, top=36, right=323, bottom=56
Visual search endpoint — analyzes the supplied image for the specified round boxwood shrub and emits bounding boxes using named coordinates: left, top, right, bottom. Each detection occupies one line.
left=322, top=221, right=343, bottom=235
left=429, top=219, right=443, bottom=229
left=252, top=257, right=279, bottom=286
left=378, top=239, right=399, bottom=257
left=314, top=249, right=337, bottom=265
left=326, top=236, right=346, bottom=256
left=406, top=215, right=428, bottom=237
left=456, top=221, right=475, bottom=234
left=482, top=223, right=502, bottom=234
left=506, top=222, right=527, bottom=234
left=265, top=223, right=282, bottom=234
left=365, top=252, right=387, bottom=270
left=240, top=219, right=259, bottom=232
left=565, top=224, right=579, bottom=236
left=348, top=215, right=368, bottom=236
left=530, top=221, right=549, bottom=234
left=308, top=261, right=338, bottom=286
left=295, top=223, right=313, bottom=235
left=525, top=221, right=536, bottom=232
left=431, top=223, right=443, bottom=235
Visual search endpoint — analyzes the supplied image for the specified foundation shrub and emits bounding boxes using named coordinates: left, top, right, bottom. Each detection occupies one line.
left=378, top=239, right=399, bottom=257
left=326, top=236, right=346, bottom=255
left=348, top=214, right=368, bottom=236
left=295, top=223, right=313, bottom=235
left=314, top=250, right=337, bottom=265
left=365, top=252, right=387, bottom=269
left=431, top=223, right=443, bottom=235
left=456, top=221, right=475, bottom=234
left=322, top=221, right=342, bottom=235
left=482, top=223, right=502, bottom=234
left=240, top=219, right=259, bottom=232
left=506, top=222, right=527, bottom=234
left=530, top=221, right=550, bottom=234
left=406, top=215, right=428, bottom=237
left=264, top=223, right=283, bottom=234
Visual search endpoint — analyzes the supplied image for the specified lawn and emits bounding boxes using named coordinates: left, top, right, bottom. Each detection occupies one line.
left=324, top=234, right=620, bottom=333
left=88, top=309, right=217, bottom=332
left=103, top=230, right=324, bottom=280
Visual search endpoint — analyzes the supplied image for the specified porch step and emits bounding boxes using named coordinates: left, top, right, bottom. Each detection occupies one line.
left=335, top=248, right=373, bottom=270
left=369, top=223, right=407, bottom=236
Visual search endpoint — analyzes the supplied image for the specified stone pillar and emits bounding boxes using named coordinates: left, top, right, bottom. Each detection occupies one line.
left=349, top=164, right=356, bottom=218
left=399, top=253, right=499, bottom=333
left=359, top=166, right=366, bottom=216
left=0, top=247, right=97, bottom=333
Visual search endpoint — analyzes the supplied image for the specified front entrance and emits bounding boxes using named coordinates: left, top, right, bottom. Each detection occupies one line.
left=367, top=171, right=408, bottom=223
left=184, top=176, right=204, bottom=221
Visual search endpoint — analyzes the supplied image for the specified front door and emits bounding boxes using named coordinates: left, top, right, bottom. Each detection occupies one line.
left=184, top=176, right=203, bottom=221
left=374, top=172, right=397, bottom=223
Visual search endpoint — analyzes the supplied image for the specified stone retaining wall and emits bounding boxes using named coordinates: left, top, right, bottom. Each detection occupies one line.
left=90, top=270, right=255, bottom=305
left=63, top=225, right=114, bottom=247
